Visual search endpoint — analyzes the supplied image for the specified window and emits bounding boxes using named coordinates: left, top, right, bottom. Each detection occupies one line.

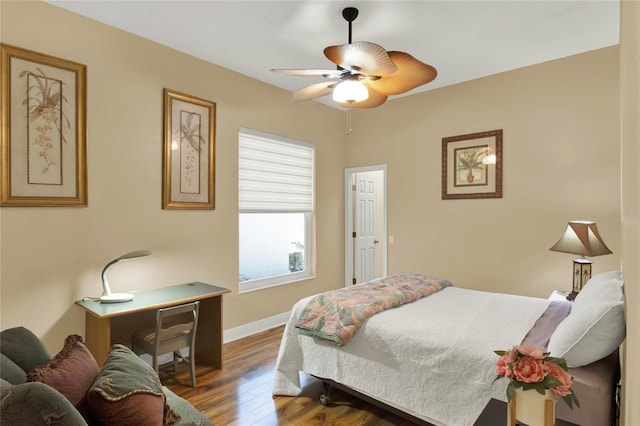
left=238, top=128, right=314, bottom=292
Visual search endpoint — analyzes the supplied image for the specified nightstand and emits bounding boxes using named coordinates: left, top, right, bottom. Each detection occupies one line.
left=549, top=289, right=572, bottom=302
left=474, top=399, right=578, bottom=426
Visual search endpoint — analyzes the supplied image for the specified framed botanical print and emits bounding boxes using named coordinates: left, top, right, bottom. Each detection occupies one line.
left=442, top=129, right=503, bottom=200
left=1, top=44, right=87, bottom=206
left=162, top=89, right=216, bottom=209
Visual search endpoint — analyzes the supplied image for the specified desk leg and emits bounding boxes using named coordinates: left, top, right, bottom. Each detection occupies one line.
left=196, top=295, right=224, bottom=369
left=84, top=313, right=112, bottom=367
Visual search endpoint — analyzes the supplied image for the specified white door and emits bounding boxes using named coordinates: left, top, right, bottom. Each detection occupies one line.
left=354, top=172, right=377, bottom=284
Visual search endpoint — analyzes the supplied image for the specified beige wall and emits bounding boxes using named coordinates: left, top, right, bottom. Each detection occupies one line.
left=0, top=0, right=346, bottom=350
left=2, top=1, right=638, bottom=423
left=620, top=1, right=640, bottom=424
left=346, top=46, right=621, bottom=299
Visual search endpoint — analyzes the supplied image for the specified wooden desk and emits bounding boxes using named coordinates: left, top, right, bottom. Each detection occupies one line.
left=75, top=282, right=230, bottom=367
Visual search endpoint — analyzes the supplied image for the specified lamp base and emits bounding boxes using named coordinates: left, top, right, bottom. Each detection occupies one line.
left=100, top=293, right=134, bottom=303
left=572, top=257, right=592, bottom=294
left=566, top=291, right=579, bottom=301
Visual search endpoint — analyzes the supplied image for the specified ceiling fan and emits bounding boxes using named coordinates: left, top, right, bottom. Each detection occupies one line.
left=271, top=7, right=437, bottom=109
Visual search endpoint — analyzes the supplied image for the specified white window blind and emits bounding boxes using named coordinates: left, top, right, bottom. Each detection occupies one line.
left=239, top=128, right=314, bottom=213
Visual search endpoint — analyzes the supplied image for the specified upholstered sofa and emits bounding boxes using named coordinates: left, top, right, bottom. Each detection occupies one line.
left=0, top=326, right=213, bottom=425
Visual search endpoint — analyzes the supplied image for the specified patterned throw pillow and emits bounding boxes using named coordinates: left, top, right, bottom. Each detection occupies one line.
left=26, top=334, right=99, bottom=420
left=87, top=344, right=180, bottom=426
left=0, top=382, right=89, bottom=425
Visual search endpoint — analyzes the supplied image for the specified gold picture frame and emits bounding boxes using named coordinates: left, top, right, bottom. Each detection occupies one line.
left=442, top=129, right=503, bottom=200
left=1, top=44, right=87, bottom=206
left=162, top=89, right=215, bottom=209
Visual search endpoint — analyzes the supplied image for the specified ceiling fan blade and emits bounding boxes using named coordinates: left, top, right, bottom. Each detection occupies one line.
left=336, top=85, right=388, bottom=109
left=271, top=68, right=343, bottom=78
left=293, top=81, right=337, bottom=101
left=367, top=51, right=437, bottom=96
left=324, top=41, right=397, bottom=76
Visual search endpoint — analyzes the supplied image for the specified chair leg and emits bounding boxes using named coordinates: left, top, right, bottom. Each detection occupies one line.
left=172, top=350, right=180, bottom=372
left=189, top=353, right=196, bottom=387
left=172, top=349, right=196, bottom=387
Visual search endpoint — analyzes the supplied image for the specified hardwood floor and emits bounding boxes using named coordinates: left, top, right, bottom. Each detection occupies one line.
left=163, top=325, right=418, bottom=426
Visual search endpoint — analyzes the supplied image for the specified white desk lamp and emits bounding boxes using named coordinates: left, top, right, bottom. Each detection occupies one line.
left=100, top=250, right=153, bottom=303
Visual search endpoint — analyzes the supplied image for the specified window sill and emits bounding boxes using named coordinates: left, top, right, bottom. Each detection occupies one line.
left=239, top=273, right=315, bottom=294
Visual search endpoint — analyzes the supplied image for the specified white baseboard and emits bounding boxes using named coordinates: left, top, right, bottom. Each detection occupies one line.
left=223, top=311, right=290, bottom=343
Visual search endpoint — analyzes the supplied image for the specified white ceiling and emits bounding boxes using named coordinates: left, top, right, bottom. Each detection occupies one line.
left=45, top=0, right=620, bottom=108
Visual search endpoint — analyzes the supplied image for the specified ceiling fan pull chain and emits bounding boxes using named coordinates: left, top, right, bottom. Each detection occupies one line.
left=345, top=109, right=353, bottom=135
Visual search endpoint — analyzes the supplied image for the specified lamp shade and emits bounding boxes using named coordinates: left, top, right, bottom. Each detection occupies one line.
left=549, top=221, right=612, bottom=257
left=332, top=80, right=369, bottom=104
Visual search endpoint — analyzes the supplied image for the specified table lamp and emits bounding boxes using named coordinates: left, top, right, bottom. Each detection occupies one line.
left=100, top=250, right=153, bottom=303
left=549, top=221, right=612, bottom=300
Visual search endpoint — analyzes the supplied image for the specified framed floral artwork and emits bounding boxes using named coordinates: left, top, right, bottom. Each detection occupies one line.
left=441, top=129, right=502, bottom=200
left=1, top=44, right=87, bottom=206
left=162, top=89, right=216, bottom=209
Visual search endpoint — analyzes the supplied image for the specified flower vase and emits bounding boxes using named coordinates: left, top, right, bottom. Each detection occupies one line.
left=507, top=388, right=559, bottom=426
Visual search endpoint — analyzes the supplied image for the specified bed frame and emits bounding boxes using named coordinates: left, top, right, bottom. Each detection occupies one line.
left=316, top=376, right=434, bottom=425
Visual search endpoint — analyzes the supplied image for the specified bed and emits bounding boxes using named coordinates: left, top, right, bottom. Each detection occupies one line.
left=272, top=271, right=625, bottom=426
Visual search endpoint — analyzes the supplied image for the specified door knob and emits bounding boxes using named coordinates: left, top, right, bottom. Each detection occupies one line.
left=374, top=239, right=379, bottom=244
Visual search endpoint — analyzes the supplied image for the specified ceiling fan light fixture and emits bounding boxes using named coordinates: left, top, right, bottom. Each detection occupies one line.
left=272, top=7, right=436, bottom=109
left=332, top=80, right=369, bottom=104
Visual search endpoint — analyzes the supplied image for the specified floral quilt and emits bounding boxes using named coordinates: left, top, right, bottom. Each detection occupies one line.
left=294, top=273, right=452, bottom=346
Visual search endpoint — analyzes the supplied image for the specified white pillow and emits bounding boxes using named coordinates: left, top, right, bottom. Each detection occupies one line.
left=573, top=270, right=624, bottom=306
left=547, top=271, right=625, bottom=367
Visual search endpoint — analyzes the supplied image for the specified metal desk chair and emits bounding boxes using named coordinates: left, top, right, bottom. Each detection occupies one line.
left=132, top=301, right=200, bottom=387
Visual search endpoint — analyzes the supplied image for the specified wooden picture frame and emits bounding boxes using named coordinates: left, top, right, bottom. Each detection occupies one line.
left=162, top=89, right=215, bottom=210
left=442, top=129, right=502, bottom=200
left=1, top=44, right=87, bottom=206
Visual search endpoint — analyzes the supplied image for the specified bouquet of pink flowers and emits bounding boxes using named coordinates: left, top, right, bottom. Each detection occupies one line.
left=494, top=345, right=580, bottom=408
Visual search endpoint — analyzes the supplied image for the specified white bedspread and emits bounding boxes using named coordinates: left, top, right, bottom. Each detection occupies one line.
left=273, top=286, right=551, bottom=426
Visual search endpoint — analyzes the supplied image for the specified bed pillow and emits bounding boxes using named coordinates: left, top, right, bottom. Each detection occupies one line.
left=567, top=270, right=624, bottom=308
left=547, top=270, right=625, bottom=367
left=26, top=334, right=99, bottom=419
left=87, top=344, right=176, bottom=426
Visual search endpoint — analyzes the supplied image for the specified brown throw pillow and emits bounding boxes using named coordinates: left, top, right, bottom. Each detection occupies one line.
left=87, top=344, right=180, bottom=425
left=26, top=334, right=99, bottom=420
